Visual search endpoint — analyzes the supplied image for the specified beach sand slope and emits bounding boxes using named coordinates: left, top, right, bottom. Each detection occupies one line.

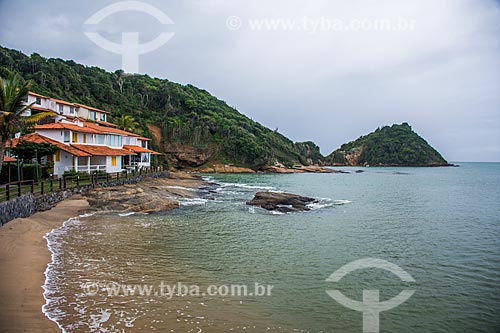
left=0, top=195, right=89, bottom=333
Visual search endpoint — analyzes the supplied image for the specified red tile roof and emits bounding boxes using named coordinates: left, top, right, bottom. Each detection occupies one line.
left=96, top=120, right=118, bottom=127
left=30, top=105, right=58, bottom=114
left=36, top=123, right=100, bottom=134
left=3, top=156, right=17, bottom=162
left=51, top=98, right=74, bottom=107
left=10, top=133, right=91, bottom=157
left=123, top=145, right=162, bottom=155
left=74, top=103, right=110, bottom=114
left=28, top=91, right=48, bottom=98
left=137, top=136, right=152, bottom=141
left=82, top=121, right=139, bottom=136
left=71, top=144, right=131, bottom=156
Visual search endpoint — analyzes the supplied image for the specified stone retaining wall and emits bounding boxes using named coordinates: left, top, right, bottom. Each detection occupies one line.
left=0, top=171, right=169, bottom=225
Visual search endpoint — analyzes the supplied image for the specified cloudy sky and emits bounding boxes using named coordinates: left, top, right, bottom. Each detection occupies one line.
left=1, top=0, right=499, bottom=161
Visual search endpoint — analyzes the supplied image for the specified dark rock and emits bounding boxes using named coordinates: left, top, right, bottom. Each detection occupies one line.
left=247, top=191, right=317, bottom=213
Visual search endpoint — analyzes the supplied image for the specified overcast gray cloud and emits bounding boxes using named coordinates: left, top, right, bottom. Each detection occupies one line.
left=1, top=0, right=499, bottom=161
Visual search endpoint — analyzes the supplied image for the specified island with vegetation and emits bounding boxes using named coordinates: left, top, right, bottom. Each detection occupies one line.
left=324, top=123, right=451, bottom=167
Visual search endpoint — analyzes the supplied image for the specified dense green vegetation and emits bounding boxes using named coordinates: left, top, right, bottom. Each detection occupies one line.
left=0, top=46, right=316, bottom=168
left=325, top=123, right=449, bottom=166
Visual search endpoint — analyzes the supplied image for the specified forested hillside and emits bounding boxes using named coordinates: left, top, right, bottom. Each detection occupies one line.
left=325, top=123, right=450, bottom=166
left=0, top=46, right=319, bottom=168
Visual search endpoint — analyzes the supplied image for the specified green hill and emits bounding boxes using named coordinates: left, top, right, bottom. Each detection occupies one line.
left=0, top=46, right=317, bottom=169
left=325, top=123, right=450, bottom=166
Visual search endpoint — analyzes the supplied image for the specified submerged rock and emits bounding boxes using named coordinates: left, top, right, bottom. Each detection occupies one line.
left=246, top=191, right=317, bottom=213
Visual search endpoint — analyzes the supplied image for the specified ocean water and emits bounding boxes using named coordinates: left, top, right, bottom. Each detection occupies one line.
left=43, top=163, right=500, bottom=332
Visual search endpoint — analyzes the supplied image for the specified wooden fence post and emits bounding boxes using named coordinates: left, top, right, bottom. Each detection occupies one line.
left=17, top=182, right=21, bottom=197
left=41, top=181, right=44, bottom=195
left=6, top=184, right=10, bottom=201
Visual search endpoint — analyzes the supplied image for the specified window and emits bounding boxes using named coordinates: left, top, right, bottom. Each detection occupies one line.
left=72, top=132, right=78, bottom=143
left=111, top=156, right=117, bottom=166
left=90, top=111, right=96, bottom=120
left=58, top=104, right=63, bottom=113
left=63, top=131, right=70, bottom=143
left=96, top=134, right=105, bottom=144
left=106, top=135, right=121, bottom=147
left=35, top=97, right=41, bottom=105
left=100, top=113, right=106, bottom=121
left=55, top=151, right=60, bottom=162
left=70, top=107, right=75, bottom=114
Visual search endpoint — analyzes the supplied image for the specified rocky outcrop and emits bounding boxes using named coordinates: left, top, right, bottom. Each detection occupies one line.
left=195, top=164, right=256, bottom=173
left=247, top=191, right=317, bottom=213
left=261, top=165, right=347, bottom=174
left=163, top=143, right=218, bottom=168
left=298, top=166, right=349, bottom=173
left=83, top=172, right=213, bottom=214
left=294, top=141, right=324, bottom=165
left=260, top=166, right=304, bottom=173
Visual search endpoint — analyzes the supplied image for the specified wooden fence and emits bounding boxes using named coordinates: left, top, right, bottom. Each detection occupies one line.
left=0, top=166, right=167, bottom=203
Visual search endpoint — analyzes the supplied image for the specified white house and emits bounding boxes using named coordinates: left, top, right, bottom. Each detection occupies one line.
left=13, top=92, right=161, bottom=177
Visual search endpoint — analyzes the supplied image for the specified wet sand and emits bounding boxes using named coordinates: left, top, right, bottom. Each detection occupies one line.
left=0, top=195, right=89, bottom=333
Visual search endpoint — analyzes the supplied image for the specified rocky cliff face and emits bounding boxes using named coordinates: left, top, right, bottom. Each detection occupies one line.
left=163, top=143, right=218, bottom=168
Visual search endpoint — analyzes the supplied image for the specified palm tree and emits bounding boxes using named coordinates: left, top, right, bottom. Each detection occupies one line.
left=0, top=72, right=52, bottom=173
left=115, top=115, right=139, bottom=133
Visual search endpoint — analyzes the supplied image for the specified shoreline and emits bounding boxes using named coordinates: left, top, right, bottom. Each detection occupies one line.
left=0, top=172, right=211, bottom=332
left=0, top=194, right=89, bottom=332
left=0, top=171, right=324, bottom=332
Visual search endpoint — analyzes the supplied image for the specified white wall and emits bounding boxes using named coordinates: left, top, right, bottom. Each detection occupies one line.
left=53, top=151, right=74, bottom=176
left=76, top=106, right=90, bottom=119
left=35, top=129, right=64, bottom=142
left=106, top=155, right=122, bottom=173
left=28, top=94, right=50, bottom=109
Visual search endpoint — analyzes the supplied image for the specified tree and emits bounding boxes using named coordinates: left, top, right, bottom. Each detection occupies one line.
left=0, top=72, right=53, bottom=173
left=11, top=141, right=58, bottom=164
left=114, top=115, right=139, bottom=133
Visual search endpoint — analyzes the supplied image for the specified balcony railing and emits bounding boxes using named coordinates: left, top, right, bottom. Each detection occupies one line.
left=58, top=165, right=107, bottom=174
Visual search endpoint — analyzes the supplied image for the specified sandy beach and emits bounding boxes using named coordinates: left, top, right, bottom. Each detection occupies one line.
left=0, top=195, right=89, bottom=333
left=0, top=173, right=210, bottom=332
